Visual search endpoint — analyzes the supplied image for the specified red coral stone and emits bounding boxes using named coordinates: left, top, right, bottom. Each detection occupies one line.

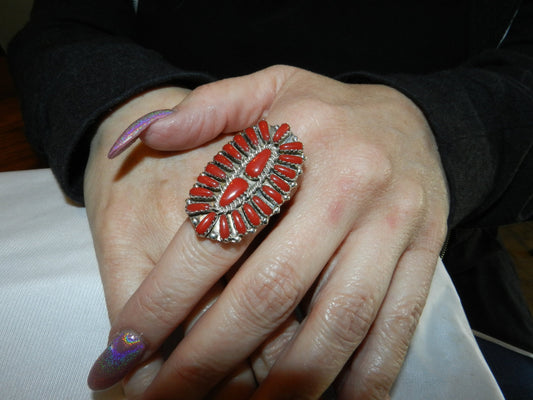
left=274, top=164, right=297, bottom=179
left=279, top=154, right=303, bottom=165
left=197, top=175, right=220, bottom=189
left=219, top=177, right=249, bottom=207
left=223, top=143, right=242, bottom=160
left=258, top=120, right=270, bottom=142
left=270, top=174, right=291, bottom=192
left=245, top=149, right=271, bottom=179
left=189, top=187, right=214, bottom=198
left=214, top=154, right=234, bottom=169
left=205, top=163, right=226, bottom=179
left=273, top=123, right=290, bottom=142
left=233, top=134, right=249, bottom=152
left=279, top=141, right=303, bottom=151
left=196, top=212, right=216, bottom=235
left=243, top=203, right=261, bottom=226
left=219, top=214, right=230, bottom=239
left=252, top=196, right=273, bottom=216
left=186, top=203, right=210, bottom=213
left=262, top=185, right=283, bottom=204
left=232, top=210, right=247, bottom=234
left=245, top=127, right=259, bottom=146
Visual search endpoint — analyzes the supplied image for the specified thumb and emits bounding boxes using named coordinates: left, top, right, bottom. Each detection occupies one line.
left=107, top=65, right=296, bottom=158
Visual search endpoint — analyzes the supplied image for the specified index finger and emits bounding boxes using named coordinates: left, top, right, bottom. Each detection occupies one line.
left=87, top=220, right=250, bottom=390
left=87, top=121, right=305, bottom=391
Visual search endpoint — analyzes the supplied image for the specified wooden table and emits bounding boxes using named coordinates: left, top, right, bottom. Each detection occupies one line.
left=0, top=55, right=47, bottom=172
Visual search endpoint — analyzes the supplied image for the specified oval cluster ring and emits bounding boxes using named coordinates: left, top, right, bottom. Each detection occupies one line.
left=185, top=121, right=304, bottom=242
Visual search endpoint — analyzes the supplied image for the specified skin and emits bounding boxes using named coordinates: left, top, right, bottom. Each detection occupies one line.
left=84, top=65, right=449, bottom=399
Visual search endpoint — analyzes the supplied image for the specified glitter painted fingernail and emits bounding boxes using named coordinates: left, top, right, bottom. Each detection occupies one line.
left=88, top=330, right=147, bottom=391
left=107, top=109, right=174, bottom=159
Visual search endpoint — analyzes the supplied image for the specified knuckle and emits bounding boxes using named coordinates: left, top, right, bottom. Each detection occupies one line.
left=190, top=83, right=213, bottom=100
left=267, top=63, right=299, bottom=77
left=181, top=235, right=239, bottom=273
left=393, top=181, right=427, bottom=224
left=384, top=301, right=424, bottom=344
left=234, top=258, right=302, bottom=333
left=290, top=97, right=337, bottom=123
left=317, top=291, right=377, bottom=352
left=340, top=145, right=393, bottom=196
left=134, top=278, right=177, bottom=328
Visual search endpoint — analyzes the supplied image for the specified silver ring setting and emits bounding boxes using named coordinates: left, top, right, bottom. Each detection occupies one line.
left=185, top=121, right=304, bottom=242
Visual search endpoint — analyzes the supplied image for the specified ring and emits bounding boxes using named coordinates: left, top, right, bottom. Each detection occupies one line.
left=185, top=121, right=305, bottom=242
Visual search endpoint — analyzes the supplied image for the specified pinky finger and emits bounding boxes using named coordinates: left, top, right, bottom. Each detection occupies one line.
left=336, top=248, right=438, bottom=400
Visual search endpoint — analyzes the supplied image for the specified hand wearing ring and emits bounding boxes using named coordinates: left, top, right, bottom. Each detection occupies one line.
left=88, top=65, right=449, bottom=399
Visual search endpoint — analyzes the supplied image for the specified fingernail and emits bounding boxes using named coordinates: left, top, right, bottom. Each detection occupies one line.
left=107, top=109, right=174, bottom=159
left=88, top=330, right=147, bottom=391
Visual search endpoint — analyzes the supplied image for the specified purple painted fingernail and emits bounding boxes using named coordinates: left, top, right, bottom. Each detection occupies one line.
left=87, top=330, right=147, bottom=391
left=107, top=109, right=174, bottom=159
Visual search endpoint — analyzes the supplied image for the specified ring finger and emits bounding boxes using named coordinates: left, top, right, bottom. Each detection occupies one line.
left=138, top=173, right=362, bottom=399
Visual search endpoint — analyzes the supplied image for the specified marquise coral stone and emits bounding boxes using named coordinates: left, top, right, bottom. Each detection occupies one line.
left=206, top=164, right=226, bottom=179
left=196, top=212, right=216, bottom=235
left=270, top=174, right=291, bottom=192
left=232, top=210, right=247, bottom=234
left=258, top=120, right=270, bottom=141
left=243, top=203, right=261, bottom=226
left=223, top=143, right=242, bottom=160
left=219, top=214, right=230, bottom=239
left=189, top=187, right=214, bottom=198
left=273, top=123, right=290, bottom=142
left=274, top=165, right=297, bottom=179
left=280, top=142, right=303, bottom=151
left=187, top=203, right=210, bottom=213
left=234, top=135, right=249, bottom=152
left=186, top=121, right=304, bottom=242
left=262, top=185, right=283, bottom=204
left=253, top=196, right=273, bottom=216
left=197, top=175, right=220, bottom=189
left=214, top=154, right=233, bottom=169
left=245, top=149, right=271, bottom=179
left=279, top=154, right=303, bottom=165
left=245, top=127, right=259, bottom=145
left=219, top=177, right=249, bottom=207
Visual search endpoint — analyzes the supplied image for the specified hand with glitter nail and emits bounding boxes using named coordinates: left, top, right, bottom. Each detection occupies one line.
left=84, top=86, right=259, bottom=398
left=85, top=66, right=449, bottom=399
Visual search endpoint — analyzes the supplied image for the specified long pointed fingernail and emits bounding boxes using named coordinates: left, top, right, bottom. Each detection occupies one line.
left=88, top=330, right=147, bottom=391
left=107, top=109, right=174, bottom=159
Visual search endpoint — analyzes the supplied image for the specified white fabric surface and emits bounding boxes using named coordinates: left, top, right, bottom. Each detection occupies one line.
left=0, top=169, right=504, bottom=400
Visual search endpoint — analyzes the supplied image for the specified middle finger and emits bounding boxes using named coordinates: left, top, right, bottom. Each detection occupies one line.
left=141, top=171, right=366, bottom=399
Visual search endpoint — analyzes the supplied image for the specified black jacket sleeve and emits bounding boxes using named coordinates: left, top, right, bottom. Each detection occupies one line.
left=7, top=0, right=213, bottom=203
left=339, top=0, right=533, bottom=228
left=8, top=0, right=533, bottom=230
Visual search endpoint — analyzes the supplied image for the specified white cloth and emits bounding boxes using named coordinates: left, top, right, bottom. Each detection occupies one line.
left=0, top=169, right=504, bottom=400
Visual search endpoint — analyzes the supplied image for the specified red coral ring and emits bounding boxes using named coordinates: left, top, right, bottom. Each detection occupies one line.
left=186, top=121, right=304, bottom=242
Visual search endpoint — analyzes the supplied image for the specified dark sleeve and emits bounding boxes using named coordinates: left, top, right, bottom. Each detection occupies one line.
left=7, top=0, right=213, bottom=203
left=339, top=0, right=533, bottom=229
